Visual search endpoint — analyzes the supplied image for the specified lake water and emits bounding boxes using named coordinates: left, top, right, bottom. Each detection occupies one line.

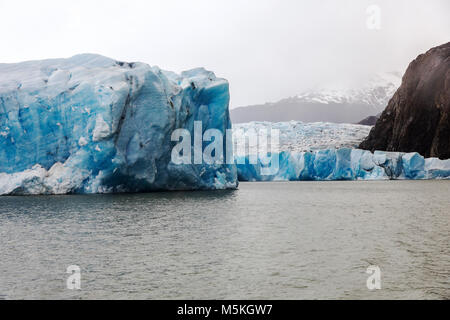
left=0, top=181, right=448, bottom=300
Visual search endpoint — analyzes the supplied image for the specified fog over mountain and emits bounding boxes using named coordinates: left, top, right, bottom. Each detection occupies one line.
left=231, top=72, right=401, bottom=124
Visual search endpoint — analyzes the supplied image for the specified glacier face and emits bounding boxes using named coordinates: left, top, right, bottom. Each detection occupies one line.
left=234, top=121, right=450, bottom=181
left=236, top=149, right=450, bottom=182
left=0, top=54, right=237, bottom=195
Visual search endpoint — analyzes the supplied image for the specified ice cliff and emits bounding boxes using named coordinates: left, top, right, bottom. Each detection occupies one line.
left=236, top=149, right=450, bottom=181
left=0, top=54, right=237, bottom=195
left=234, top=121, right=450, bottom=181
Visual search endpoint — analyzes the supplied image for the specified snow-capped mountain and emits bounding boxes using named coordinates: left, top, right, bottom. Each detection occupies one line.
left=294, top=72, right=401, bottom=109
left=231, top=72, right=402, bottom=124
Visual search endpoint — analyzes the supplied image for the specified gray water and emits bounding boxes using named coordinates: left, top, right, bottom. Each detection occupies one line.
left=0, top=181, right=449, bottom=300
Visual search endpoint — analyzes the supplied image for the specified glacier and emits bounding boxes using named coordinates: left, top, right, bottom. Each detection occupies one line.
left=236, top=149, right=450, bottom=182
left=234, top=121, right=450, bottom=181
left=0, top=54, right=238, bottom=195
left=233, top=121, right=372, bottom=154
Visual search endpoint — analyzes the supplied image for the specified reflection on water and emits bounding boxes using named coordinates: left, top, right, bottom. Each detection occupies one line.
left=0, top=181, right=449, bottom=299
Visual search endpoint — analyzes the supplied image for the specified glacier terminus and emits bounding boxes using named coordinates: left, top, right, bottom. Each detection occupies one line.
left=233, top=121, right=450, bottom=182
left=236, top=149, right=450, bottom=182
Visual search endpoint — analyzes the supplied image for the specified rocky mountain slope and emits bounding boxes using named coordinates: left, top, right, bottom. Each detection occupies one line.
left=360, top=42, right=450, bottom=159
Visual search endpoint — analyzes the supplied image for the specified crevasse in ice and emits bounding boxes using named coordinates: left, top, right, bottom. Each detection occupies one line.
left=0, top=54, right=237, bottom=195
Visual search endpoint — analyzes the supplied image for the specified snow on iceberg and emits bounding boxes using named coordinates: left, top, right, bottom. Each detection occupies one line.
left=236, top=149, right=450, bottom=181
left=0, top=54, right=237, bottom=195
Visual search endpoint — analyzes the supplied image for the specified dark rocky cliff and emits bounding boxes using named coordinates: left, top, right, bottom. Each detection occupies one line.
left=359, top=42, right=450, bottom=159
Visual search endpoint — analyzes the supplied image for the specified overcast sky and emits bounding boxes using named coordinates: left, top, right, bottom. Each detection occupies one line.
left=0, top=0, right=448, bottom=107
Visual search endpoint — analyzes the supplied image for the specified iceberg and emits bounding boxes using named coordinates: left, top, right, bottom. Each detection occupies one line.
left=0, top=54, right=237, bottom=195
left=236, top=149, right=450, bottom=181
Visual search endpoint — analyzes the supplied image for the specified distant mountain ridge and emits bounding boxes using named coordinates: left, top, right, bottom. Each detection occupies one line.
left=231, top=72, right=401, bottom=124
left=357, top=114, right=380, bottom=126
